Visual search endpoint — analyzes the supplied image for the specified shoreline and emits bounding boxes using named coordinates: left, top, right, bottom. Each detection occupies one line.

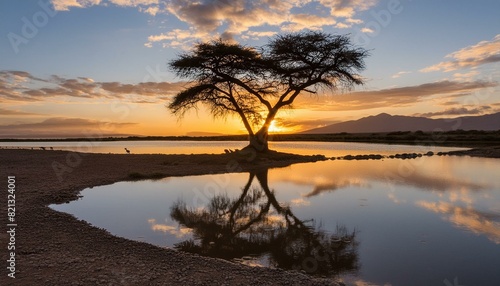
left=1, top=130, right=499, bottom=149
left=1, top=147, right=498, bottom=285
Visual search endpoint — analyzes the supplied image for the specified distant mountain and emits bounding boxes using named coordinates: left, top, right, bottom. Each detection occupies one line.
left=302, top=112, right=500, bottom=134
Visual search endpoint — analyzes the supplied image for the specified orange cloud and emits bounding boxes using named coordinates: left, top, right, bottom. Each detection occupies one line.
left=145, top=0, right=377, bottom=47
left=241, top=30, right=278, bottom=40
left=49, top=0, right=379, bottom=48
left=391, top=71, right=411, bottom=78
left=297, top=80, right=497, bottom=111
left=281, top=14, right=336, bottom=32
left=421, top=34, right=500, bottom=72
left=51, top=0, right=102, bottom=11
left=3, top=71, right=496, bottom=135
left=0, top=71, right=185, bottom=103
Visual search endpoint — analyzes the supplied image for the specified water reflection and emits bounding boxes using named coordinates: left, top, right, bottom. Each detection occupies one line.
left=170, top=169, right=359, bottom=276
left=147, top=218, right=192, bottom=238
left=416, top=201, right=500, bottom=244
left=269, top=159, right=499, bottom=244
left=50, top=156, right=500, bottom=285
left=272, top=159, right=489, bottom=198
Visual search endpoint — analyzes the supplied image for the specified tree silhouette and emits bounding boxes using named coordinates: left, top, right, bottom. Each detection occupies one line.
left=170, top=169, right=359, bottom=276
left=168, top=31, right=368, bottom=151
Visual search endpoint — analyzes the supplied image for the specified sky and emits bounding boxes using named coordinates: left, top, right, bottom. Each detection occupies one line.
left=1, top=0, right=500, bottom=138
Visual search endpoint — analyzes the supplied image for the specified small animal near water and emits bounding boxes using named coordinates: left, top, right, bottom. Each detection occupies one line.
left=124, top=148, right=131, bottom=154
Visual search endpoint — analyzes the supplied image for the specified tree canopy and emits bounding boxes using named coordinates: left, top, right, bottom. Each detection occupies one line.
left=168, top=31, right=369, bottom=151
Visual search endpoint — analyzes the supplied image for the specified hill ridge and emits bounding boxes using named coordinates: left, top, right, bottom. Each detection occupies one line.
left=302, top=112, right=500, bottom=134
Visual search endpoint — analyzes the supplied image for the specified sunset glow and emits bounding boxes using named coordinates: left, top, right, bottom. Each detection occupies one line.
left=1, top=0, right=499, bottom=138
left=268, top=120, right=283, bottom=134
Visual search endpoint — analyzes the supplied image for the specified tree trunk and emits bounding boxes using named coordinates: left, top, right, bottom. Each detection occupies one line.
left=245, top=109, right=277, bottom=152
left=248, top=127, right=269, bottom=152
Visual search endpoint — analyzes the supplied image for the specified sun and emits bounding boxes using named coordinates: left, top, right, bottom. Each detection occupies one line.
left=268, top=120, right=283, bottom=133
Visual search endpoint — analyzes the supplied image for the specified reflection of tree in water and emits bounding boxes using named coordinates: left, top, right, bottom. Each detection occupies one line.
left=170, top=169, right=359, bottom=277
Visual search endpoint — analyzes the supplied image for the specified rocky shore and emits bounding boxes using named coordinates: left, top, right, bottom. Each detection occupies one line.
left=333, top=146, right=500, bottom=160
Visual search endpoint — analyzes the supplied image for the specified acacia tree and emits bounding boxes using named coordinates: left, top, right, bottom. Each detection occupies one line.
left=168, top=31, right=368, bottom=152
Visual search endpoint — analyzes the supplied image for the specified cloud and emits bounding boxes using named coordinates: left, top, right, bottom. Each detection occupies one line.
left=421, top=34, right=500, bottom=72
left=360, top=27, right=374, bottom=33
left=0, top=108, right=39, bottom=116
left=299, top=80, right=497, bottom=111
left=0, top=117, right=137, bottom=138
left=281, top=14, right=336, bottom=32
left=109, top=0, right=158, bottom=6
left=51, top=0, right=158, bottom=11
left=148, top=0, right=376, bottom=47
left=334, top=17, right=363, bottom=28
left=453, top=70, right=480, bottom=81
left=51, top=0, right=102, bottom=11
left=0, top=70, right=48, bottom=101
left=145, top=28, right=205, bottom=49
left=140, top=5, right=159, bottom=16
left=3, top=71, right=496, bottom=119
left=273, top=117, right=341, bottom=132
left=391, top=71, right=411, bottom=78
left=319, top=0, right=377, bottom=18
left=157, top=0, right=295, bottom=46
left=416, top=106, right=492, bottom=118
left=241, top=30, right=278, bottom=40
left=51, top=0, right=378, bottom=47
left=0, top=70, right=185, bottom=103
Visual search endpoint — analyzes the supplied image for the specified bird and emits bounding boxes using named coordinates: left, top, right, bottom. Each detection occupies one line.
left=124, top=148, right=131, bottom=154
left=40, top=147, right=46, bottom=150
left=50, top=147, right=53, bottom=150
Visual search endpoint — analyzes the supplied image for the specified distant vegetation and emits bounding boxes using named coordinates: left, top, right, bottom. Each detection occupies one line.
left=269, top=130, right=500, bottom=147
left=2, top=130, right=499, bottom=147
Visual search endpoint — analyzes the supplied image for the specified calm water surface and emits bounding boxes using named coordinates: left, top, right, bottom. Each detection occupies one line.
left=50, top=146, right=499, bottom=286
left=1, top=140, right=465, bottom=157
